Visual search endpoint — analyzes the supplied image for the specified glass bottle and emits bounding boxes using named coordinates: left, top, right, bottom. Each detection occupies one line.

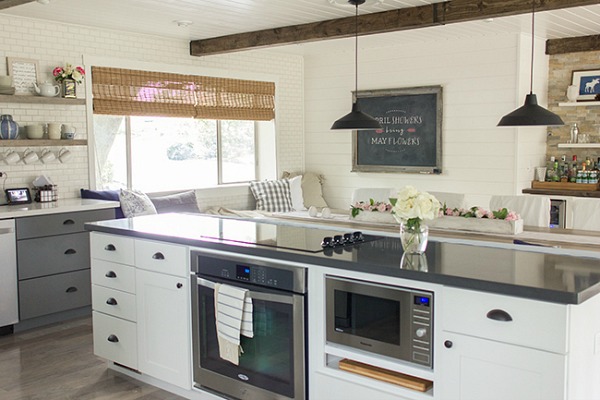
left=571, top=124, right=579, bottom=144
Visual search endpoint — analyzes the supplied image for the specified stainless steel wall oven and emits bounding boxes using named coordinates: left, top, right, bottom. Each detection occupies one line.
left=326, top=276, right=433, bottom=368
left=191, top=250, right=307, bottom=400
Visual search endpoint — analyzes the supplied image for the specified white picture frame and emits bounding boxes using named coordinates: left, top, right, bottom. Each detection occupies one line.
left=7, top=57, right=40, bottom=95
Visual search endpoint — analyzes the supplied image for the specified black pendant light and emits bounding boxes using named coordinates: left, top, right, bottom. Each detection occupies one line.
left=497, top=2, right=564, bottom=127
left=331, top=0, right=382, bottom=130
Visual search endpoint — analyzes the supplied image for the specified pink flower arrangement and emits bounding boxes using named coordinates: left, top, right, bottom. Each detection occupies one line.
left=52, top=64, right=85, bottom=84
left=443, top=206, right=520, bottom=221
left=351, top=199, right=393, bottom=217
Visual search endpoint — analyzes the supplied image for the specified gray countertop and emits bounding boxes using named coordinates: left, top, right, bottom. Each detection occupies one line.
left=85, top=213, right=600, bottom=305
left=0, top=198, right=120, bottom=218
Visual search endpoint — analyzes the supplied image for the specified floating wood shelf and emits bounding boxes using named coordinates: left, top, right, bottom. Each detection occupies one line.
left=557, top=143, right=600, bottom=149
left=558, top=101, right=600, bottom=107
left=531, top=180, right=599, bottom=191
left=0, top=139, right=87, bottom=147
left=0, top=94, right=86, bottom=105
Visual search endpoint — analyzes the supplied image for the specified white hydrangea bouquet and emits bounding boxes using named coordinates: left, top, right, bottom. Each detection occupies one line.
left=390, top=186, right=441, bottom=254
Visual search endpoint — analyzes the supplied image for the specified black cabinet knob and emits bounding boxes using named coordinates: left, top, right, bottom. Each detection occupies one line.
left=107, top=334, right=119, bottom=343
left=444, top=340, right=453, bottom=348
left=64, top=248, right=77, bottom=255
left=65, top=286, right=78, bottom=293
left=105, top=271, right=117, bottom=278
left=63, top=219, right=75, bottom=225
left=152, top=252, right=165, bottom=260
left=106, top=297, right=118, bottom=306
left=104, top=244, right=116, bottom=251
left=176, top=283, right=183, bottom=289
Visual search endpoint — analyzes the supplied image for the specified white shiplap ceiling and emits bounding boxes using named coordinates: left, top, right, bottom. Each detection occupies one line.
left=2, top=0, right=600, bottom=55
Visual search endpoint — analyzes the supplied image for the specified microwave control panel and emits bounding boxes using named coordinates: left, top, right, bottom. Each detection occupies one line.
left=411, top=291, right=433, bottom=367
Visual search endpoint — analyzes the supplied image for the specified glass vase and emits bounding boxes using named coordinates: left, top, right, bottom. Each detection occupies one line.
left=400, top=222, right=429, bottom=254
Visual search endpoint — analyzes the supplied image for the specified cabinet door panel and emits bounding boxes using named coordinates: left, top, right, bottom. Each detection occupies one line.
left=136, top=269, right=191, bottom=389
left=134, top=239, right=188, bottom=277
left=18, top=232, right=89, bottom=279
left=439, top=332, right=566, bottom=400
left=16, top=209, right=114, bottom=239
left=19, top=269, right=91, bottom=320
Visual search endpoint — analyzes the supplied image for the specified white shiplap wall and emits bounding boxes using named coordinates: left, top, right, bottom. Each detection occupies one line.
left=0, top=15, right=304, bottom=201
left=302, top=32, right=548, bottom=209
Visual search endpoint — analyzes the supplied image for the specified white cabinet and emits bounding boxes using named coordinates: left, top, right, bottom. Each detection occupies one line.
left=136, top=268, right=191, bottom=389
left=438, top=333, right=566, bottom=400
left=90, top=234, right=192, bottom=389
left=438, top=287, right=568, bottom=400
left=90, top=232, right=137, bottom=369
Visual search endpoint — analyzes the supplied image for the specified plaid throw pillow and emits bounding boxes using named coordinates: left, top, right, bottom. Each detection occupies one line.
left=250, top=179, right=293, bottom=212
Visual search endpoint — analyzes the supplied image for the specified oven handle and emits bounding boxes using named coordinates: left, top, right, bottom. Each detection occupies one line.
left=196, top=277, right=294, bottom=305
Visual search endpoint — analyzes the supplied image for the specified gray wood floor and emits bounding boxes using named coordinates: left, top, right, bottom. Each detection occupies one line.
left=0, top=317, right=185, bottom=400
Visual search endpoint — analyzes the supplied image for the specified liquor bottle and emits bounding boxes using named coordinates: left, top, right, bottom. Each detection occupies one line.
left=546, top=156, right=556, bottom=181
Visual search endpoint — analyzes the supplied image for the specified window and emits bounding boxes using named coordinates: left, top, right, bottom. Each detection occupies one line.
left=93, top=115, right=256, bottom=192
left=90, top=65, right=275, bottom=192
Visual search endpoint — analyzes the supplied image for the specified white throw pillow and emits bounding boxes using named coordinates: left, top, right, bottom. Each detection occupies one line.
left=289, top=175, right=306, bottom=211
left=282, top=171, right=328, bottom=208
left=120, top=189, right=157, bottom=217
left=250, top=179, right=293, bottom=212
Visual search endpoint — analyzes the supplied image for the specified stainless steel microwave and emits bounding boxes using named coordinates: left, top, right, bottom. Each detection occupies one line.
left=325, top=276, right=433, bottom=368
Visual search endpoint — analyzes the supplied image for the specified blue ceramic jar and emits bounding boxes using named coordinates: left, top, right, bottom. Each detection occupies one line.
left=0, top=114, right=19, bottom=140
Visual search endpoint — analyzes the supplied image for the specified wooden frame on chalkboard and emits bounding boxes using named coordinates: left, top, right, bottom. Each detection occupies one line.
left=6, top=57, right=40, bottom=96
left=352, top=86, right=443, bottom=174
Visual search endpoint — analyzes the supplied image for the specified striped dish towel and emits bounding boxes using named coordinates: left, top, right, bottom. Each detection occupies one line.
left=214, top=283, right=253, bottom=365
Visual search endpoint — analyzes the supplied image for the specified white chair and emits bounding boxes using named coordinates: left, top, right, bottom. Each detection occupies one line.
left=570, top=197, right=600, bottom=231
left=429, top=191, right=467, bottom=210
left=489, top=195, right=551, bottom=228
left=350, top=188, right=396, bottom=204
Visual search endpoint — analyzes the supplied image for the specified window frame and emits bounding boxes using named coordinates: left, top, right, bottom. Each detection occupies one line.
left=95, top=115, right=258, bottom=191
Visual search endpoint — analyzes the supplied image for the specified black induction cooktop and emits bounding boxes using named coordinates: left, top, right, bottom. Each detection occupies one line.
left=198, top=218, right=383, bottom=253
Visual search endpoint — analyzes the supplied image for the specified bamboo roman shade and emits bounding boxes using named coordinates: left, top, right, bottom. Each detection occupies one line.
left=92, top=66, right=275, bottom=121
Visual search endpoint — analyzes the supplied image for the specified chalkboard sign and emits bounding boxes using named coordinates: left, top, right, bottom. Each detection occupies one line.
left=352, top=86, right=442, bottom=173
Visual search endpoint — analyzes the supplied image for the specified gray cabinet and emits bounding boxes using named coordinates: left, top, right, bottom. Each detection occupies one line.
left=16, top=208, right=115, bottom=323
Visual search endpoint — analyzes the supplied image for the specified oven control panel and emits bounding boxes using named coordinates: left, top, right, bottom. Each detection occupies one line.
left=196, top=254, right=297, bottom=291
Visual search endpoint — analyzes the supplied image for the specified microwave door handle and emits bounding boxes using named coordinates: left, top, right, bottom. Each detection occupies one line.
left=197, top=277, right=293, bottom=305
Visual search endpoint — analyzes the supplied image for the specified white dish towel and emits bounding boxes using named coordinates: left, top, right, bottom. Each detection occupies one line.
left=214, top=283, right=253, bottom=365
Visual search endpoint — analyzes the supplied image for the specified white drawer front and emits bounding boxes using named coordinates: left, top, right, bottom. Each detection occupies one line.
left=442, top=287, right=568, bottom=353
left=135, top=239, right=188, bottom=277
left=92, top=285, right=136, bottom=322
left=90, top=233, right=135, bottom=265
left=91, top=259, right=135, bottom=293
left=92, top=311, right=137, bottom=369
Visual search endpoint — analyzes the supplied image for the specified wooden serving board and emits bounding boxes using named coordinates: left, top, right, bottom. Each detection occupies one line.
left=338, top=359, right=433, bottom=392
left=531, top=181, right=599, bottom=191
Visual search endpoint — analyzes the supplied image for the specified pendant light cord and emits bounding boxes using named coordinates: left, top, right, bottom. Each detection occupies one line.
left=354, top=2, right=359, bottom=99
left=529, top=1, right=535, bottom=95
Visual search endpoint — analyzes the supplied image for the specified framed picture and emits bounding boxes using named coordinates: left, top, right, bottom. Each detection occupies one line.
left=6, top=57, right=39, bottom=95
left=571, top=69, right=600, bottom=101
left=352, top=86, right=443, bottom=174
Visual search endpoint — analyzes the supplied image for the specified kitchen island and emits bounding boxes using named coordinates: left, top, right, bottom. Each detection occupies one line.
left=86, top=213, right=600, bottom=400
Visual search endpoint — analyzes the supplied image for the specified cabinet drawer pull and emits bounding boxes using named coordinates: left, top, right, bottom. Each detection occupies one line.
left=107, top=334, right=119, bottom=343
left=65, top=286, right=78, bottom=293
left=105, top=271, right=117, bottom=278
left=106, top=297, right=118, bottom=306
left=152, top=252, right=165, bottom=260
left=64, top=248, right=77, bottom=255
left=63, top=219, right=75, bottom=225
left=104, top=244, right=116, bottom=251
left=486, top=309, right=513, bottom=322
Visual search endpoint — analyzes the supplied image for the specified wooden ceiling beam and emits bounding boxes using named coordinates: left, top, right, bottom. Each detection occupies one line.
left=0, top=0, right=36, bottom=10
left=190, top=0, right=600, bottom=57
left=546, top=34, right=600, bottom=55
